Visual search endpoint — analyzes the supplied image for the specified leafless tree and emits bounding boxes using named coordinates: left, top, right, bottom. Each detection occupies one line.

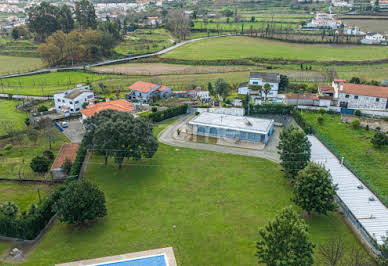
left=38, top=118, right=57, bottom=150
left=318, top=237, right=345, bottom=266
left=344, top=245, right=374, bottom=266
left=166, top=10, right=191, bottom=41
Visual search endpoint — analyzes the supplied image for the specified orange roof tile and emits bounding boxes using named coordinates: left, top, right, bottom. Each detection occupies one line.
left=51, top=143, right=80, bottom=170
left=129, top=81, right=159, bottom=93
left=319, top=84, right=335, bottom=92
left=340, top=83, right=388, bottom=98
left=80, top=99, right=134, bottom=118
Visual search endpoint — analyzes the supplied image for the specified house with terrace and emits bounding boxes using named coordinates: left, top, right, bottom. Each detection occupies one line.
left=54, top=85, right=94, bottom=114
left=127, top=81, right=172, bottom=103
left=238, top=72, right=280, bottom=103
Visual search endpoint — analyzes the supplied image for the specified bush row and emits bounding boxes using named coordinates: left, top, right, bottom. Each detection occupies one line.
left=146, top=104, right=188, bottom=123
left=68, top=141, right=87, bottom=180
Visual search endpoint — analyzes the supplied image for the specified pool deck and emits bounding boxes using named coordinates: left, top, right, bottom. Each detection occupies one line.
left=56, top=247, right=177, bottom=266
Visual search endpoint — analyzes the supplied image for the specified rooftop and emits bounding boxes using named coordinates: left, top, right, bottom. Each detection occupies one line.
left=80, top=99, right=134, bottom=118
left=249, top=72, right=280, bottom=83
left=189, top=112, right=274, bottom=134
left=340, top=83, right=388, bottom=98
left=64, top=89, right=85, bottom=100
left=129, top=81, right=169, bottom=93
left=51, top=143, right=80, bottom=170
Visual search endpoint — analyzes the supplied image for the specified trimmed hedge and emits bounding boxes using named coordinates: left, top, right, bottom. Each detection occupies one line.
left=68, top=141, right=87, bottom=180
left=146, top=104, right=188, bottom=123
left=249, top=104, right=294, bottom=115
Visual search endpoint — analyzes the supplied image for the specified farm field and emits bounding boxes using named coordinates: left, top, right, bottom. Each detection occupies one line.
left=302, top=111, right=388, bottom=204
left=21, top=119, right=366, bottom=266
left=0, top=72, right=114, bottom=96
left=0, top=100, right=28, bottom=135
left=0, top=39, right=39, bottom=58
left=115, top=29, right=175, bottom=56
left=162, top=36, right=388, bottom=61
left=336, top=64, right=388, bottom=82
left=0, top=55, right=42, bottom=76
left=0, top=181, right=55, bottom=211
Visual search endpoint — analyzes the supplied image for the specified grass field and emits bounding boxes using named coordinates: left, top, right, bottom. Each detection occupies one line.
left=0, top=39, right=39, bottom=58
left=115, top=29, right=175, bottom=56
left=302, top=111, right=388, bottom=204
left=162, top=36, right=388, bottom=62
left=0, top=181, right=55, bottom=211
left=21, top=119, right=366, bottom=265
left=336, top=64, right=388, bottom=82
left=0, top=72, right=113, bottom=96
left=0, top=100, right=28, bottom=135
left=0, top=55, right=42, bottom=76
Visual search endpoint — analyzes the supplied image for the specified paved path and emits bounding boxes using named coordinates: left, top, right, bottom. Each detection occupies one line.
left=0, top=93, right=52, bottom=100
left=158, top=115, right=280, bottom=163
left=0, top=34, right=232, bottom=80
left=308, top=135, right=388, bottom=247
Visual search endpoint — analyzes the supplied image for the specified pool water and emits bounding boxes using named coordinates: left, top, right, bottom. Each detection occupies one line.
left=98, top=254, right=167, bottom=266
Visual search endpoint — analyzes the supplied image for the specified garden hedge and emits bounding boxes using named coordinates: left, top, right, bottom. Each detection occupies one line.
left=146, top=104, right=188, bottom=123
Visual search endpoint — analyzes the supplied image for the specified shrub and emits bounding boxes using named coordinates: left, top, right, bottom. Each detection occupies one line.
left=195, top=111, right=200, bottom=116
left=69, top=141, right=87, bottom=179
left=0, top=202, right=19, bottom=217
left=317, top=116, right=324, bottom=125
left=354, top=109, right=361, bottom=116
left=30, top=156, right=49, bottom=174
left=371, top=132, right=387, bottom=148
left=351, top=119, right=360, bottom=129
left=365, top=125, right=369, bottom=131
left=61, top=158, right=72, bottom=175
left=147, top=104, right=188, bottom=123
left=54, top=180, right=107, bottom=224
left=43, top=150, right=54, bottom=161
left=3, top=144, right=13, bottom=151
left=24, top=118, right=31, bottom=126
left=37, top=105, right=48, bottom=112
left=151, top=106, right=157, bottom=112
left=318, top=108, right=326, bottom=115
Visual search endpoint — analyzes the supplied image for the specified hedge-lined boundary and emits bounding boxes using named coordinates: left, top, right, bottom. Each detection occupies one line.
left=0, top=140, right=87, bottom=240
left=145, top=104, right=188, bottom=123
left=248, top=103, right=294, bottom=115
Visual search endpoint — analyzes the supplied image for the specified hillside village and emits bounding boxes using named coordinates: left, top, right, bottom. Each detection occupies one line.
left=1, top=0, right=388, bottom=265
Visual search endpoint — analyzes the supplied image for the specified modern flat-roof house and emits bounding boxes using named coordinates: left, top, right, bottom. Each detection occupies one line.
left=238, top=72, right=280, bottom=102
left=188, top=112, right=275, bottom=145
left=127, top=81, right=172, bottom=103
left=319, top=80, right=388, bottom=110
left=50, top=143, right=79, bottom=179
left=80, top=99, right=135, bottom=120
left=54, top=85, right=94, bottom=114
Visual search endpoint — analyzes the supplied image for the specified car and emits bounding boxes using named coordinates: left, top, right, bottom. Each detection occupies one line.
left=214, top=100, right=220, bottom=106
left=61, top=122, right=68, bottom=128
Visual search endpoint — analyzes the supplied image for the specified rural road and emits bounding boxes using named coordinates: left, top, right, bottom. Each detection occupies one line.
left=0, top=34, right=232, bottom=80
left=158, top=115, right=280, bottom=163
left=0, top=93, right=52, bottom=100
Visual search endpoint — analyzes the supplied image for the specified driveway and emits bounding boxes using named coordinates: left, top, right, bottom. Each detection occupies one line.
left=158, top=115, right=280, bottom=163
left=61, top=119, right=85, bottom=143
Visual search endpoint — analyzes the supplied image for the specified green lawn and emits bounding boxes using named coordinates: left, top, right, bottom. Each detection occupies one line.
left=0, top=100, right=28, bottom=135
left=22, top=119, right=365, bottom=265
left=0, top=181, right=55, bottom=211
left=336, top=63, right=388, bottom=82
left=302, top=111, right=388, bottom=204
left=162, top=36, right=388, bottom=62
left=0, top=55, right=42, bottom=76
left=0, top=72, right=113, bottom=96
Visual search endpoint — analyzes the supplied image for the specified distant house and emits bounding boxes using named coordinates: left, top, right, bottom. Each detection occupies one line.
left=50, top=143, right=79, bottom=179
left=146, top=16, right=161, bottom=26
left=54, top=85, right=94, bottom=114
left=80, top=99, right=135, bottom=120
left=319, top=80, right=388, bottom=110
left=238, top=72, right=280, bottom=101
left=283, top=94, right=331, bottom=107
left=172, top=88, right=210, bottom=101
left=304, top=13, right=342, bottom=30
left=361, top=32, right=386, bottom=44
left=127, top=81, right=172, bottom=103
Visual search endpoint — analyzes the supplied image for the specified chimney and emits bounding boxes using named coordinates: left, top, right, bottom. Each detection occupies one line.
left=340, top=84, right=344, bottom=91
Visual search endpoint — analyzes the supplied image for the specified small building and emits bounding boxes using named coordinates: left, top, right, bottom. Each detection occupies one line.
left=54, top=85, right=94, bottom=114
left=127, top=81, right=171, bottom=103
left=50, top=143, right=80, bottom=179
left=238, top=72, right=280, bottom=101
left=188, top=112, right=274, bottom=144
left=361, top=32, right=386, bottom=44
left=80, top=99, right=135, bottom=120
left=284, top=94, right=331, bottom=107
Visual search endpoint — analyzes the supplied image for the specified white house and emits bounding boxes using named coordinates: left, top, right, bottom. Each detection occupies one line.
left=361, top=32, right=386, bottom=44
left=54, top=85, right=94, bottom=114
left=238, top=72, right=280, bottom=100
left=127, top=81, right=171, bottom=103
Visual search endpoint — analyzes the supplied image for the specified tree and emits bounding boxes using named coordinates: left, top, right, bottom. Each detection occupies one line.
left=0, top=201, right=19, bottom=217
left=166, top=9, right=192, bottom=41
left=318, top=237, right=345, bottom=266
left=83, top=110, right=158, bottom=169
left=250, top=16, right=255, bottom=22
left=215, top=78, right=229, bottom=99
left=263, top=83, right=272, bottom=100
left=61, top=158, right=73, bottom=175
left=279, top=74, right=289, bottom=92
left=11, top=27, right=19, bottom=40
left=58, top=5, right=75, bottom=33
left=38, top=118, right=57, bottom=149
left=371, top=131, right=387, bottom=148
left=54, top=179, right=107, bottom=224
left=27, top=2, right=61, bottom=41
left=37, top=105, right=48, bottom=112
left=43, top=150, right=54, bottom=161
left=349, top=76, right=361, bottom=84
left=208, top=82, right=214, bottom=95
left=30, top=156, right=49, bottom=174
left=75, top=0, right=97, bottom=30
left=256, top=206, right=315, bottom=266
left=293, top=162, right=337, bottom=215
left=351, top=119, right=360, bottom=129
left=277, top=125, right=311, bottom=178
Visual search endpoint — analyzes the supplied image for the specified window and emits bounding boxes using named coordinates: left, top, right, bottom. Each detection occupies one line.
left=70, top=101, right=73, bottom=104
left=197, top=127, right=205, bottom=134
left=75, top=101, right=79, bottom=104
left=62, top=99, right=65, bottom=103
left=75, top=108, right=80, bottom=111
left=209, top=127, right=217, bottom=135
left=252, top=81, right=258, bottom=85
left=57, top=99, right=61, bottom=102
left=70, top=108, right=74, bottom=112
left=345, top=95, right=349, bottom=98
left=87, top=95, right=93, bottom=99
left=376, top=98, right=380, bottom=102
left=354, top=95, right=358, bottom=99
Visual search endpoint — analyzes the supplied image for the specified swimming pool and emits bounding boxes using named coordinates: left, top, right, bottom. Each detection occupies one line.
left=96, top=254, right=167, bottom=266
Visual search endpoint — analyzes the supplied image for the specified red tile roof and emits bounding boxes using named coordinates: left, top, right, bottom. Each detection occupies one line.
left=319, top=84, right=335, bottom=92
left=334, top=79, right=347, bottom=83
left=340, top=83, right=388, bottom=98
left=80, top=99, right=134, bottom=118
left=129, top=81, right=158, bottom=93
left=51, top=143, right=80, bottom=170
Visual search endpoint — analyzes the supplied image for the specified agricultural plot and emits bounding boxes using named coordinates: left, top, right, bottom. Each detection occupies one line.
left=0, top=40, right=39, bottom=58
left=336, top=64, right=388, bottom=82
left=0, top=55, right=42, bottom=76
left=0, top=100, right=28, bottom=135
left=114, top=29, right=175, bottom=56
left=162, top=36, right=388, bottom=62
